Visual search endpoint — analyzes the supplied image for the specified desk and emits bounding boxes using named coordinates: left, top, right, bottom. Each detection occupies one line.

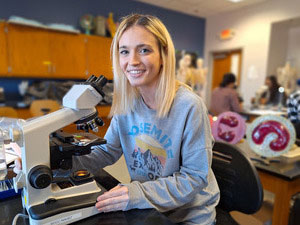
left=236, top=141, right=300, bottom=225
left=0, top=169, right=175, bottom=225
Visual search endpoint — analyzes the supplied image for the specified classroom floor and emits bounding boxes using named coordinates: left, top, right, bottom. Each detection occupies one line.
left=231, top=200, right=273, bottom=225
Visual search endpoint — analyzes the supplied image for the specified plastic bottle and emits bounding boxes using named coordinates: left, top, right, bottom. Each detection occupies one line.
left=0, top=117, right=25, bottom=180
left=0, top=131, right=7, bottom=180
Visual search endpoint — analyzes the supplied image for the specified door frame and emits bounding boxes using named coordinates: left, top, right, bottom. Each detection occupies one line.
left=205, top=47, right=243, bottom=107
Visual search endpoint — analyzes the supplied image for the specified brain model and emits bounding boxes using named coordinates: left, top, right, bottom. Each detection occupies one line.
left=212, top=111, right=246, bottom=144
left=247, top=115, right=296, bottom=157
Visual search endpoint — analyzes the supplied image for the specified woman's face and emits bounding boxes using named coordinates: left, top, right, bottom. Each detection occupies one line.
left=265, top=78, right=272, bottom=88
left=118, top=25, right=162, bottom=90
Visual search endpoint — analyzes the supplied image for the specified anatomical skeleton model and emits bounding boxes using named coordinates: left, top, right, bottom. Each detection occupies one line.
left=192, top=58, right=208, bottom=97
left=277, top=62, right=297, bottom=96
left=176, top=54, right=193, bottom=84
left=176, top=55, right=208, bottom=98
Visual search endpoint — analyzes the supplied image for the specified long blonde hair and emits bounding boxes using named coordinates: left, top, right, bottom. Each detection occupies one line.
left=110, top=14, right=180, bottom=118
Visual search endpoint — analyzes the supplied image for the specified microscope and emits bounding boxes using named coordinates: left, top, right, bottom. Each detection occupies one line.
left=10, top=75, right=108, bottom=224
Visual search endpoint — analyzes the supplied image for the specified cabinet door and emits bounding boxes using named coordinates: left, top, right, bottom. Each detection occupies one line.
left=0, top=22, right=8, bottom=75
left=86, top=36, right=113, bottom=80
left=49, top=32, right=86, bottom=79
left=7, top=23, right=51, bottom=77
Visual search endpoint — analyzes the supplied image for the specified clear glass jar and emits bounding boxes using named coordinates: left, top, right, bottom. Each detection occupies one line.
left=0, top=129, right=8, bottom=180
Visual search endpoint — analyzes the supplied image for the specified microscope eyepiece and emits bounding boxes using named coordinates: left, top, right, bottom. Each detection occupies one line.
left=95, top=75, right=107, bottom=87
left=86, top=75, right=97, bottom=82
left=85, top=75, right=108, bottom=97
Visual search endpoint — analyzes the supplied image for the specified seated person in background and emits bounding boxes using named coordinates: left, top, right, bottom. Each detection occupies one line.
left=210, top=73, right=242, bottom=116
left=259, top=75, right=286, bottom=106
left=234, top=84, right=244, bottom=105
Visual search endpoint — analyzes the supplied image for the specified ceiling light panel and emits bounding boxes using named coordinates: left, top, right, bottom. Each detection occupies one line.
left=227, top=0, right=244, bottom=3
left=134, top=0, right=270, bottom=18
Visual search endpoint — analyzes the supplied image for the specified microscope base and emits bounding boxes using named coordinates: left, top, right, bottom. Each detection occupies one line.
left=27, top=190, right=105, bottom=225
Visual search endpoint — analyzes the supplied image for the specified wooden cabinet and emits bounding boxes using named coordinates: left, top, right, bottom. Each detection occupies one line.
left=0, top=22, right=8, bottom=74
left=6, top=23, right=51, bottom=77
left=49, top=32, right=87, bottom=79
left=86, top=35, right=113, bottom=80
left=1, top=22, right=113, bottom=79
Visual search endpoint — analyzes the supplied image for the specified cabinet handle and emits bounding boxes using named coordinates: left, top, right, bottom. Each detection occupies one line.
left=43, top=61, right=52, bottom=74
left=53, top=65, right=56, bottom=73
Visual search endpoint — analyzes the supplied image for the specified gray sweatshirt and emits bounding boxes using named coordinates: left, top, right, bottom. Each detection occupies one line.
left=74, top=87, right=220, bottom=225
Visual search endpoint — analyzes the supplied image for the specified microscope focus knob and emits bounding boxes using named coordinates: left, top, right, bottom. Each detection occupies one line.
left=29, top=165, right=52, bottom=189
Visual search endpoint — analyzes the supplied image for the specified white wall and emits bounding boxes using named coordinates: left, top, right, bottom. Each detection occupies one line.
left=204, top=0, right=300, bottom=106
left=266, top=20, right=290, bottom=76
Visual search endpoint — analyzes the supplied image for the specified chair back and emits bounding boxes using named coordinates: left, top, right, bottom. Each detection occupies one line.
left=0, top=106, right=18, bottom=118
left=30, top=99, right=60, bottom=117
left=212, top=141, right=263, bottom=214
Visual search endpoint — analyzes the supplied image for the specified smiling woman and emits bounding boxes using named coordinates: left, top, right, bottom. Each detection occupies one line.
left=73, top=14, right=220, bottom=225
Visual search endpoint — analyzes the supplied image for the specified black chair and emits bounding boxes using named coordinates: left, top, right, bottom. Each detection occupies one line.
left=212, top=141, right=264, bottom=225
